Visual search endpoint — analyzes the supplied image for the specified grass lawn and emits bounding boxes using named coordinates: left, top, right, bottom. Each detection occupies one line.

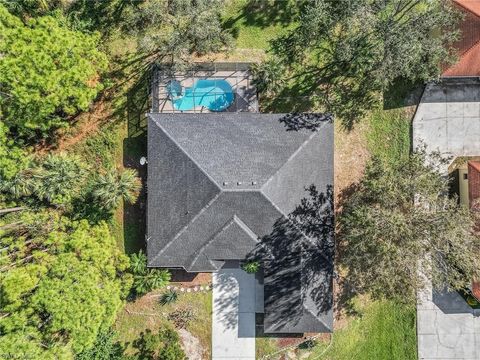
left=256, top=337, right=281, bottom=359
left=253, top=298, right=416, bottom=360
left=366, top=108, right=412, bottom=165
left=305, top=298, right=417, bottom=360
left=115, top=290, right=212, bottom=358
left=222, top=0, right=297, bottom=50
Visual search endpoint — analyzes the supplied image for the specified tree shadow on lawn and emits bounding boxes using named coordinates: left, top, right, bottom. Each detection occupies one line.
left=334, top=182, right=368, bottom=318
left=67, top=0, right=140, bottom=36
left=223, top=0, right=298, bottom=39
left=261, top=84, right=317, bottom=114
left=383, top=77, right=424, bottom=110
left=121, top=68, right=150, bottom=255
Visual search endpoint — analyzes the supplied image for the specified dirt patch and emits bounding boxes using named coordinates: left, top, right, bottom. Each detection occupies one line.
left=334, top=120, right=370, bottom=211
left=35, top=90, right=117, bottom=154
left=178, top=328, right=205, bottom=360
left=124, top=292, right=160, bottom=315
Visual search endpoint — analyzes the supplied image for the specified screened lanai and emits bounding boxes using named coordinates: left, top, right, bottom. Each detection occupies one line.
left=151, top=62, right=258, bottom=113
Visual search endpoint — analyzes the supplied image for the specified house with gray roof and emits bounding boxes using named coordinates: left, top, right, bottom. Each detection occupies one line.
left=146, top=112, right=334, bottom=335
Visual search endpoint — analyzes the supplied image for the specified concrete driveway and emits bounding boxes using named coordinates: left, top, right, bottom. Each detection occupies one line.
left=212, top=265, right=259, bottom=359
left=418, top=286, right=480, bottom=360
left=413, top=78, right=480, bottom=359
left=413, top=78, right=480, bottom=162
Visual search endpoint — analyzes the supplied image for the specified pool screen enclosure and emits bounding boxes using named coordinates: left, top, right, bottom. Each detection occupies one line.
left=151, top=62, right=258, bottom=113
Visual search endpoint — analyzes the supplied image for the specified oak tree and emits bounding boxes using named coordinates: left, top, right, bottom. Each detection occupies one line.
left=340, top=150, right=480, bottom=302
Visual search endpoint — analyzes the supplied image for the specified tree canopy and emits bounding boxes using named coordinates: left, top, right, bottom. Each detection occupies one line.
left=124, top=0, right=233, bottom=66
left=0, top=5, right=108, bottom=137
left=256, top=0, right=459, bottom=127
left=0, top=123, right=29, bottom=182
left=339, top=150, right=480, bottom=303
left=0, top=213, right=132, bottom=359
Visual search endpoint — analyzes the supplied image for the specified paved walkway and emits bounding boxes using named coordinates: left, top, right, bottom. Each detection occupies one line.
left=414, top=78, right=480, bottom=359
left=212, top=266, right=258, bottom=359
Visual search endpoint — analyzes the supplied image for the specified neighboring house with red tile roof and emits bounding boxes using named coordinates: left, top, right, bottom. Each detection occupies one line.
left=472, top=280, right=480, bottom=301
left=468, top=161, right=480, bottom=209
left=463, top=161, right=480, bottom=300
left=443, top=0, right=480, bottom=76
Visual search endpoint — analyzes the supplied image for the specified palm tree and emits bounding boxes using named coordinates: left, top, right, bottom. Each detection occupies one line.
left=146, top=269, right=171, bottom=289
left=92, top=168, right=141, bottom=211
left=134, top=269, right=171, bottom=296
left=0, top=170, right=36, bottom=198
left=130, top=250, right=148, bottom=275
left=33, top=153, right=86, bottom=205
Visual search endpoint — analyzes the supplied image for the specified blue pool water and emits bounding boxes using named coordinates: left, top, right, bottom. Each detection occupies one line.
left=169, top=79, right=234, bottom=112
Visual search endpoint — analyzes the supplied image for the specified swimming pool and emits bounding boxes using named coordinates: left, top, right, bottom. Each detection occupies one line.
left=168, top=79, right=234, bottom=112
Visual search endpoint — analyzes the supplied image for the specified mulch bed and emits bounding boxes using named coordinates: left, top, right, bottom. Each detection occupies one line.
left=170, top=270, right=212, bottom=287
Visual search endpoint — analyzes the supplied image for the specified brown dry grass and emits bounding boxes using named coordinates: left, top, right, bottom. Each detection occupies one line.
left=334, top=121, right=370, bottom=211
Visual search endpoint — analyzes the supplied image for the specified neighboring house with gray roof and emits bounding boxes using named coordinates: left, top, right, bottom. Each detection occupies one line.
left=146, top=112, right=334, bottom=334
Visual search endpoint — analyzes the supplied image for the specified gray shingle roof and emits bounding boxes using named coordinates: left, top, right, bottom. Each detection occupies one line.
left=147, top=113, right=333, bottom=272
left=147, top=112, right=333, bottom=334
left=263, top=243, right=333, bottom=334
left=149, top=113, right=316, bottom=190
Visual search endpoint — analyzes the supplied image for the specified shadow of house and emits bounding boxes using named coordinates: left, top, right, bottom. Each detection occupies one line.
left=123, top=134, right=147, bottom=254
left=432, top=287, right=475, bottom=314
left=253, top=185, right=334, bottom=333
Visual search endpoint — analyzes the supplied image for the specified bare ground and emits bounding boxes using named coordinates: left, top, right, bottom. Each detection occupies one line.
left=178, top=328, right=204, bottom=360
left=334, top=120, right=370, bottom=212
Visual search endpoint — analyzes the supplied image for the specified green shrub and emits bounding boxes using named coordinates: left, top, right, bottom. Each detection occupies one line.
left=467, top=295, right=479, bottom=307
left=242, top=260, right=260, bottom=274
left=298, top=338, right=318, bottom=350
left=131, top=328, right=186, bottom=360
left=129, top=251, right=172, bottom=296
left=160, top=291, right=179, bottom=306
